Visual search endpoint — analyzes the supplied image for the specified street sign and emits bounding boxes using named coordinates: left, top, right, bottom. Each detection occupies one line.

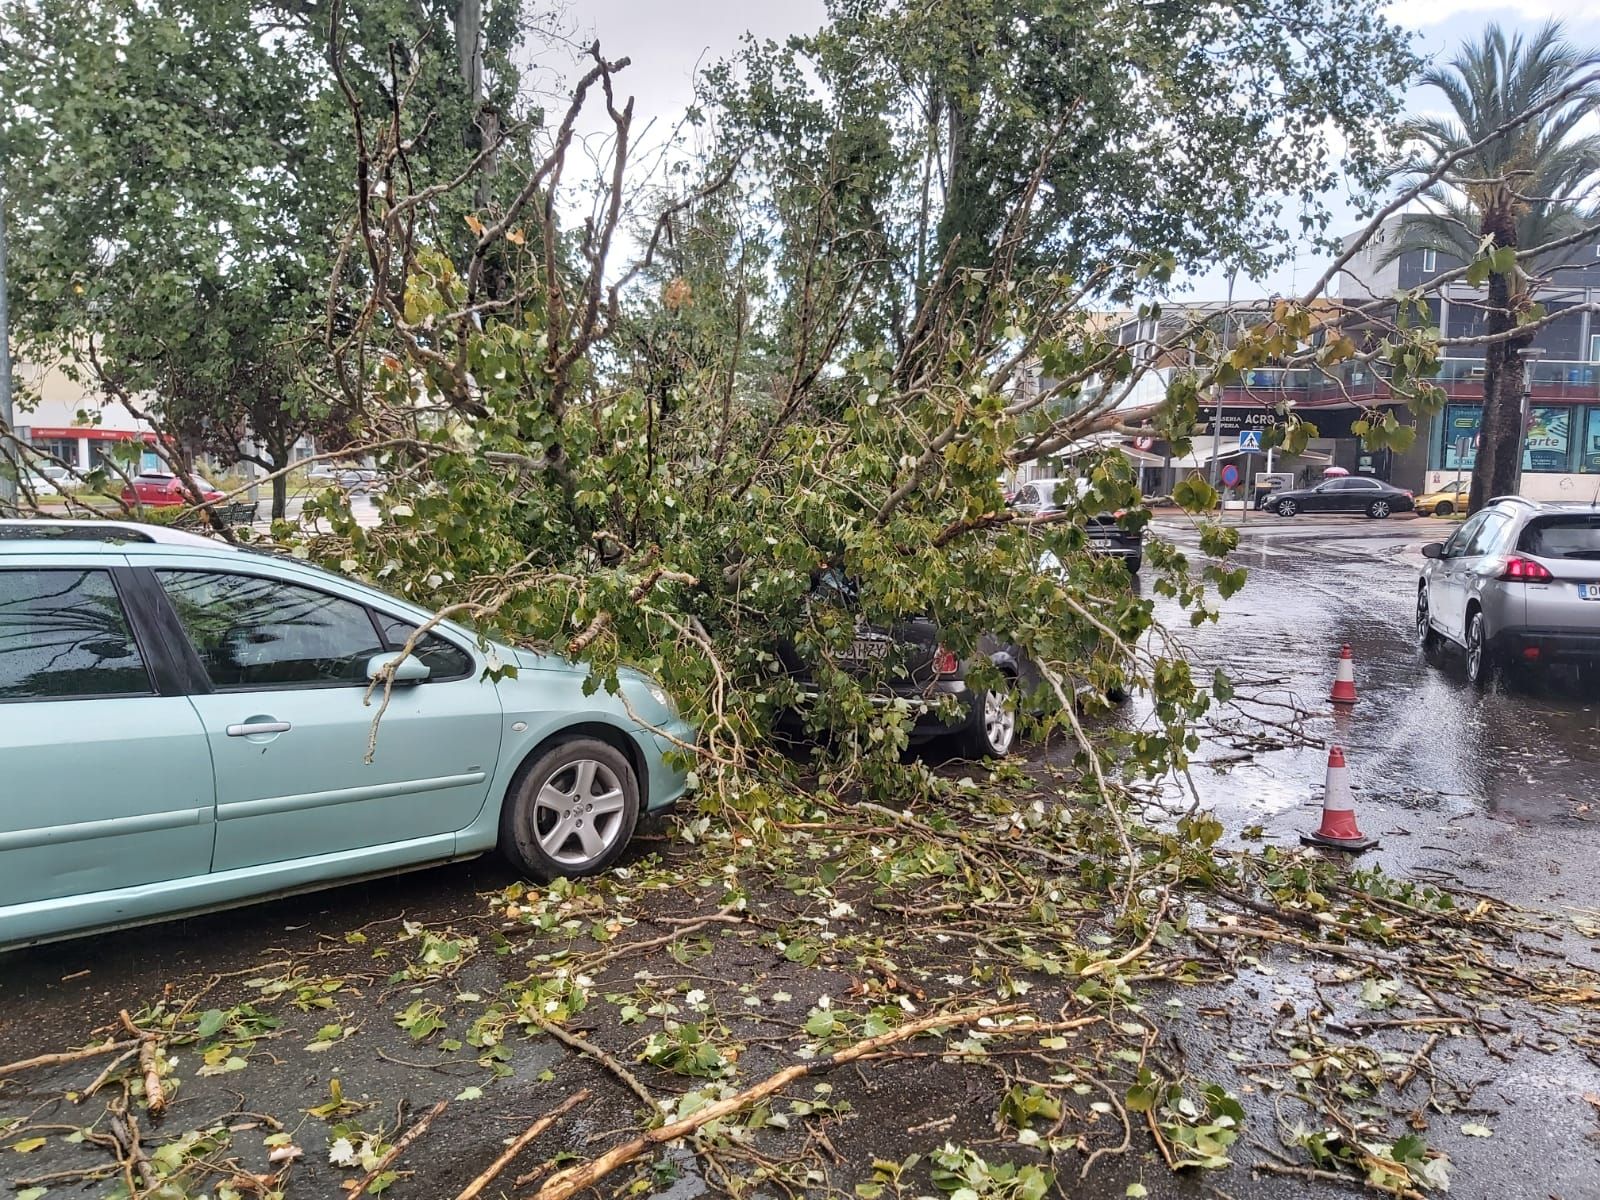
left=1133, top=436, right=1155, bottom=451
left=1220, top=463, right=1241, bottom=488
left=1237, top=429, right=1262, bottom=452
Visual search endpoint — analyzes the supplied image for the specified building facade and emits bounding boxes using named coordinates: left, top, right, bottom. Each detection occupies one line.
left=11, top=358, right=165, bottom=472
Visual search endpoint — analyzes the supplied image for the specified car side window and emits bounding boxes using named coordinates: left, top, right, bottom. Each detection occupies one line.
left=157, top=570, right=387, bottom=689
left=1466, top=513, right=1509, bottom=556
left=1352, top=479, right=1380, bottom=489
left=0, top=568, right=153, bottom=701
left=374, top=614, right=474, bottom=680
left=1444, top=513, right=1487, bottom=557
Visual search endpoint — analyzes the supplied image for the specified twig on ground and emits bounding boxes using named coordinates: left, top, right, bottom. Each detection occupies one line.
left=524, top=1015, right=656, bottom=1109
left=0, top=1039, right=138, bottom=1079
left=346, top=1100, right=448, bottom=1195
left=454, top=1089, right=592, bottom=1200
left=82, top=1047, right=142, bottom=1099
left=529, top=1005, right=1024, bottom=1200
left=118, top=1010, right=166, bottom=1116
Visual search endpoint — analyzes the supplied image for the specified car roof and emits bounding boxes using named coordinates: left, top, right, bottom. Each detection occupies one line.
left=0, top=518, right=233, bottom=551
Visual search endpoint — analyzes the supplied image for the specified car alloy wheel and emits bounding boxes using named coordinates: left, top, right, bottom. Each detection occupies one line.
left=1435, top=501, right=1453, bottom=516
left=1276, top=499, right=1297, bottom=517
left=533, top=759, right=628, bottom=866
left=1465, top=611, right=1489, bottom=687
left=499, top=737, right=640, bottom=880
left=962, top=681, right=1017, bottom=759
left=1368, top=499, right=1391, bottom=519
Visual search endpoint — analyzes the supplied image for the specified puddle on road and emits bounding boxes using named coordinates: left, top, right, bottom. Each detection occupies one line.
left=1128, top=533, right=1600, bottom=833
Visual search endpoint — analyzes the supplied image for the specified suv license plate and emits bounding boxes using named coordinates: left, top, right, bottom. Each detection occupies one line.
left=1089, top=537, right=1113, bottom=548
left=1579, top=584, right=1600, bottom=601
left=842, top=639, right=890, bottom=661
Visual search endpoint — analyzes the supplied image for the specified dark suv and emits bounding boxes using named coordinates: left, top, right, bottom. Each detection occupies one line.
left=1008, top=477, right=1143, bottom=572
left=1418, top=497, right=1600, bottom=684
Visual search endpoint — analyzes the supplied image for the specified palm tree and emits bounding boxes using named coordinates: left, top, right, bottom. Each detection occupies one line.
left=1392, top=21, right=1600, bottom=512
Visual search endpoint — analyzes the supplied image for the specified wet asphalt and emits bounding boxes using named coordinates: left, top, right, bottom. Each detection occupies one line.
left=1146, top=512, right=1600, bottom=923
left=3, top=513, right=1598, bottom=1200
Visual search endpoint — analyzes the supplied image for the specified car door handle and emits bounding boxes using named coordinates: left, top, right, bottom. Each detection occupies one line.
left=226, top=720, right=292, bottom=737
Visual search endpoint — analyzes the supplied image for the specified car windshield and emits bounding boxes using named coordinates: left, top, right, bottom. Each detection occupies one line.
left=1521, top=514, right=1600, bottom=560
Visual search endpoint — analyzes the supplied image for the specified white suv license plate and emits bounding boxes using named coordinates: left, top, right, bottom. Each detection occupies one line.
left=1579, top=584, right=1600, bottom=601
left=1089, top=537, right=1113, bottom=548
left=842, top=638, right=891, bottom=661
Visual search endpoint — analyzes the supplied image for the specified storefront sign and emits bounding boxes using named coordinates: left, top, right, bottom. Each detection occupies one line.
left=1203, top=410, right=1281, bottom=437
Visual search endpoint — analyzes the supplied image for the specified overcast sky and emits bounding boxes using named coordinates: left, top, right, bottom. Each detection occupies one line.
left=563, top=0, right=1600, bottom=302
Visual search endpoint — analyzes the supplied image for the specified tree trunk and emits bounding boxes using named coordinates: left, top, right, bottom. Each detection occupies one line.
left=271, top=470, right=288, bottom=521
left=1467, top=211, right=1522, bottom=514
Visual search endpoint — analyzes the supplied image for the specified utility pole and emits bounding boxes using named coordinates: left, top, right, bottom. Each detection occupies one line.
left=0, top=164, right=15, bottom=508
left=1209, top=266, right=1238, bottom=490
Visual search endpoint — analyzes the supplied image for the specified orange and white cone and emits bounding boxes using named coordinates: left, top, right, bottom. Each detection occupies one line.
left=1301, top=745, right=1378, bottom=851
left=1330, top=644, right=1358, bottom=706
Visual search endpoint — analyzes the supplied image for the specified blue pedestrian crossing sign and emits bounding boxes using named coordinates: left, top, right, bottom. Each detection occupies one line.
left=1237, top=429, right=1263, bottom=452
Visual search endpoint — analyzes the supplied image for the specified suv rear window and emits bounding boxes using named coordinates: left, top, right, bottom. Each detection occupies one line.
left=1520, top=514, right=1600, bottom=560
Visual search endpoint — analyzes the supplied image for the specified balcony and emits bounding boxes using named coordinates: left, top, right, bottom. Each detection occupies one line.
left=1219, top=359, right=1600, bottom=407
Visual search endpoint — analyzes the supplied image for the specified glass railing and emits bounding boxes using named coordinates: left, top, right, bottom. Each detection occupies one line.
left=1220, top=358, right=1600, bottom=400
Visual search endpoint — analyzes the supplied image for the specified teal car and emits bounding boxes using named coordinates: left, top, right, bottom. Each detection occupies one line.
left=0, top=520, right=694, bottom=949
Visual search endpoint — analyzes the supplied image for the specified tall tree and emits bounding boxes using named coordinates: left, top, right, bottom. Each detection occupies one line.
left=1393, top=21, right=1600, bottom=512
left=0, top=0, right=528, bottom=517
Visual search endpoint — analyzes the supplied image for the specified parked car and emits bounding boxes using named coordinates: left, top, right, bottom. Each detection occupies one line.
left=120, top=472, right=226, bottom=508
left=1413, top=487, right=1470, bottom=517
left=20, top=472, right=59, bottom=497
left=0, top=519, right=693, bottom=948
left=775, top=569, right=1127, bottom=759
left=1008, top=477, right=1144, bottom=572
left=307, top=463, right=381, bottom=494
left=774, top=571, right=1034, bottom=757
left=1269, top=476, right=1414, bottom=519
left=1416, top=498, right=1600, bottom=685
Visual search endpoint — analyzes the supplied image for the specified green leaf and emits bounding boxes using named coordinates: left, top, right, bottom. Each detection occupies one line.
left=10, top=1137, right=47, bottom=1153
left=196, top=1008, right=228, bottom=1039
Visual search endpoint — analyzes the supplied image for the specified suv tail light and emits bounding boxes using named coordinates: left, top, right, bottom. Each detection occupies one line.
left=1500, top=556, right=1553, bottom=582
left=932, top=647, right=959, bottom=675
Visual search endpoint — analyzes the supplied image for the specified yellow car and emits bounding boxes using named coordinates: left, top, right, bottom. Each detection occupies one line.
left=1414, top=488, right=1469, bottom=517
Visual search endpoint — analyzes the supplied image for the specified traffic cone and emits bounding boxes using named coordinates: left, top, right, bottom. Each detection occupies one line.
left=1301, top=746, right=1378, bottom=851
left=1330, top=644, right=1358, bottom=706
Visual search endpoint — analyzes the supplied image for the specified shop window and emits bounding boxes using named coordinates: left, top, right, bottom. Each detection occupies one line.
left=1582, top=408, right=1600, bottom=474
left=32, top=438, right=80, bottom=468
left=1524, top=408, right=1572, bottom=473
left=1441, top=404, right=1481, bottom=470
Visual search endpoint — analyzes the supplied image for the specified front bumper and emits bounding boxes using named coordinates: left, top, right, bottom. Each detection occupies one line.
left=784, top=679, right=979, bottom=743
left=642, top=716, right=698, bottom=811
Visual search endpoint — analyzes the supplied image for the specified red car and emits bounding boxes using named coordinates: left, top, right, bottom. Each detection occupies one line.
left=120, top=472, right=225, bottom=508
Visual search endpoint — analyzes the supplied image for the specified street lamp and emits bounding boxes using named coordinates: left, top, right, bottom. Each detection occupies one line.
left=1510, top=346, right=1546, bottom=498
left=1209, top=267, right=1239, bottom=490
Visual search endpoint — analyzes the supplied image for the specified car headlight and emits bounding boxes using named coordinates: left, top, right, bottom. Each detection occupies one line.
left=641, top=678, right=678, bottom=717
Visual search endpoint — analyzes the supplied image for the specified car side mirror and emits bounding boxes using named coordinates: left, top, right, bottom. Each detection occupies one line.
left=367, top=652, right=431, bottom=684
left=1421, top=542, right=1445, bottom=560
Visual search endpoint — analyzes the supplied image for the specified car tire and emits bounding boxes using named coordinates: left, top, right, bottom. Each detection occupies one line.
left=960, top=676, right=1018, bottom=760
left=1416, top=586, right=1440, bottom=652
left=1434, top=501, right=1453, bottom=517
left=499, top=738, right=640, bottom=881
left=1464, top=610, right=1494, bottom=688
left=1276, top=499, right=1297, bottom=517
left=1367, top=499, right=1392, bottom=519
